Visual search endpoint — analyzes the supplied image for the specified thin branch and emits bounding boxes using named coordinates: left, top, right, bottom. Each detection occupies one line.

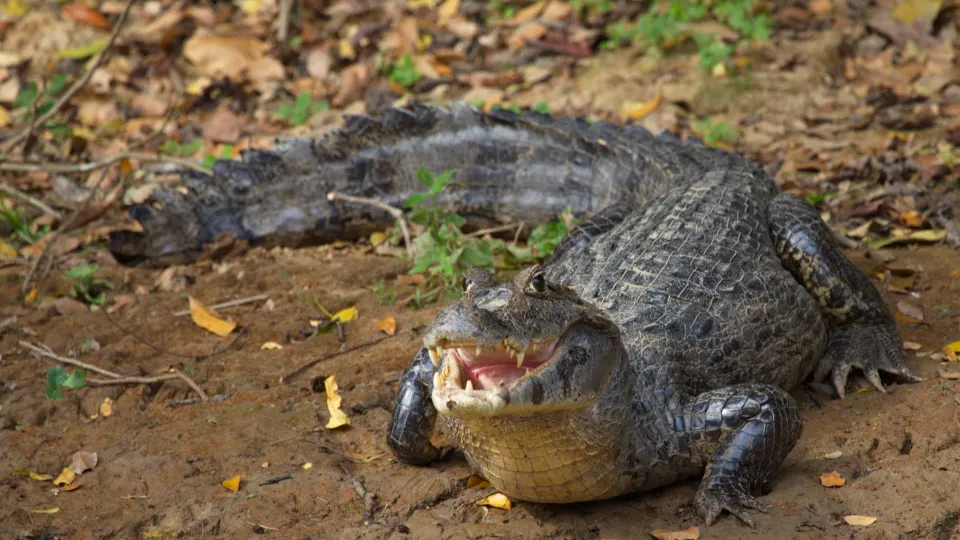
left=327, top=192, right=412, bottom=259
left=0, top=151, right=209, bottom=174
left=277, top=0, right=294, bottom=43
left=172, top=293, right=270, bottom=316
left=466, top=223, right=522, bottom=238
left=19, top=340, right=208, bottom=402
left=0, top=185, right=62, bottom=220
left=0, top=0, right=135, bottom=154
left=341, top=464, right=379, bottom=526
left=280, top=334, right=395, bottom=383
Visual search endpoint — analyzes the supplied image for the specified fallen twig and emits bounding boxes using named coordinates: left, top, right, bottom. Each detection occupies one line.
left=0, top=185, right=63, bottom=221
left=0, top=151, right=209, bottom=174
left=172, top=293, right=270, bottom=316
left=246, top=521, right=280, bottom=533
left=327, top=191, right=413, bottom=259
left=0, top=0, right=135, bottom=155
left=466, top=223, right=522, bottom=238
left=279, top=334, right=395, bottom=384
left=19, top=340, right=208, bottom=402
left=341, top=464, right=379, bottom=526
left=259, top=474, right=293, bottom=486
left=277, top=0, right=294, bottom=43
left=168, top=393, right=231, bottom=408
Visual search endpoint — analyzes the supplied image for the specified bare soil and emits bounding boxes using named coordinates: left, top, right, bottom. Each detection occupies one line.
left=1, top=241, right=959, bottom=540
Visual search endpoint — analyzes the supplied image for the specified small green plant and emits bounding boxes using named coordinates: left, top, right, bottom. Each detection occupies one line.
left=373, top=278, right=397, bottom=306
left=200, top=145, right=236, bottom=169
left=694, top=34, right=733, bottom=70
left=65, top=263, right=113, bottom=306
left=532, top=101, right=552, bottom=115
left=13, top=74, right=69, bottom=115
left=161, top=138, right=203, bottom=157
left=273, top=91, right=330, bottom=126
left=570, top=0, right=615, bottom=14
left=0, top=199, right=49, bottom=245
left=692, top=118, right=739, bottom=147
left=387, top=54, right=423, bottom=89
left=45, top=365, right=86, bottom=400
left=487, top=1, right=516, bottom=20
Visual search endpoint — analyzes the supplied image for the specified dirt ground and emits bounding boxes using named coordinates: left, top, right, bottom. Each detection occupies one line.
left=0, top=241, right=957, bottom=539
left=1, top=1, right=959, bottom=538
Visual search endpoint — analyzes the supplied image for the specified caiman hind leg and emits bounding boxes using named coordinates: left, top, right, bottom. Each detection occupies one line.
left=387, top=347, right=444, bottom=464
left=679, top=384, right=803, bottom=527
left=768, top=193, right=920, bottom=397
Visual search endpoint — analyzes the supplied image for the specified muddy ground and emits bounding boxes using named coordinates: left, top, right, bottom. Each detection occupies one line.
left=1, top=4, right=959, bottom=539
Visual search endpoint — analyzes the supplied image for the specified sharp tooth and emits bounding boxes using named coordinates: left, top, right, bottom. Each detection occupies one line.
left=428, top=348, right=440, bottom=367
left=516, top=351, right=525, bottom=368
left=476, top=346, right=482, bottom=357
left=508, top=348, right=515, bottom=359
left=465, top=380, right=474, bottom=392
left=433, top=372, right=441, bottom=389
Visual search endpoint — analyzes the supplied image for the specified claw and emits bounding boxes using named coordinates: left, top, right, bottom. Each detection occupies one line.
left=864, top=369, right=887, bottom=393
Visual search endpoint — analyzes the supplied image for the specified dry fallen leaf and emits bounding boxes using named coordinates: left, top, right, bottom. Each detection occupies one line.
left=476, top=493, right=512, bottom=510
left=69, top=451, right=98, bottom=475
left=31, top=507, right=59, bottom=514
left=187, top=295, right=237, bottom=336
left=843, top=515, right=878, bottom=526
left=820, top=471, right=846, bottom=487
left=61, top=3, right=111, bottom=29
left=99, top=397, right=114, bottom=417
left=222, top=475, right=241, bottom=493
left=622, top=89, right=662, bottom=121
left=324, top=373, right=351, bottom=430
left=903, top=341, right=922, bottom=351
left=261, top=341, right=283, bottom=350
left=302, top=462, right=313, bottom=470
left=939, top=368, right=960, bottom=380
left=53, top=467, right=76, bottom=487
left=823, top=451, right=843, bottom=459
left=376, top=316, right=397, bottom=336
left=60, top=483, right=82, bottom=492
left=506, top=22, right=548, bottom=50
left=649, top=526, right=701, bottom=540
left=437, top=0, right=460, bottom=25
left=183, top=35, right=275, bottom=81
left=466, top=474, right=491, bottom=489
left=945, top=345, right=958, bottom=362
left=331, top=306, right=357, bottom=324
left=895, top=300, right=924, bottom=323
left=13, top=469, right=53, bottom=481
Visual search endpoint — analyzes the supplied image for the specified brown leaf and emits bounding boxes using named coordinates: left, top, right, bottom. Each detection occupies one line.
left=649, top=526, right=701, bottom=540
left=939, top=368, right=960, bottom=380
left=202, top=108, right=242, bottom=143
left=61, top=4, right=111, bottom=30
left=843, top=515, right=877, bottom=526
left=506, top=22, right=548, bottom=50
left=306, top=46, right=333, bottom=79
left=69, top=451, right=98, bottom=475
left=437, top=0, right=460, bottom=25
left=541, top=1, right=574, bottom=21
left=820, top=471, right=846, bottom=487
left=54, top=297, right=88, bottom=316
left=513, top=1, right=545, bottom=23
left=895, top=300, right=924, bottom=323
left=183, top=35, right=271, bottom=81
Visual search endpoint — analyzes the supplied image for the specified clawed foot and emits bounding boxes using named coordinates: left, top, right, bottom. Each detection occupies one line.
left=813, top=323, right=922, bottom=399
left=695, top=484, right=770, bottom=527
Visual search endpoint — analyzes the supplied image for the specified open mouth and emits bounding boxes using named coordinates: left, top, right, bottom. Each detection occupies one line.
left=427, top=338, right=559, bottom=391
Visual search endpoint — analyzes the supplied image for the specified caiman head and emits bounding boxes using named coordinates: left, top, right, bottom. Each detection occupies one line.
left=423, top=264, right=635, bottom=503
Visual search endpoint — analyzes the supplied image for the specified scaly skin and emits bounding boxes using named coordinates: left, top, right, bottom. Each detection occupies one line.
left=115, top=103, right=918, bottom=526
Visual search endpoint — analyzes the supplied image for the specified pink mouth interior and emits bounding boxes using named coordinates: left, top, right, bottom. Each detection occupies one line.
left=451, top=342, right=557, bottom=390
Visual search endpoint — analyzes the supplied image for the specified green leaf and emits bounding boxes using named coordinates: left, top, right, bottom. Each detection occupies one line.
left=45, top=366, right=67, bottom=400
left=12, top=82, right=38, bottom=109
left=62, top=370, right=87, bottom=389
left=415, top=167, right=433, bottom=188
left=431, top=169, right=455, bottom=194
left=46, top=387, right=64, bottom=400
left=459, top=245, right=493, bottom=268
left=67, top=263, right=98, bottom=282
left=405, top=193, right=429, bottom=208
left=56, top=39, right=108, bottom=60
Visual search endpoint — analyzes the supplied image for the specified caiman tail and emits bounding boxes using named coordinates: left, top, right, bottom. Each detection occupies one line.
left=109, top=102, right=766, bottom=264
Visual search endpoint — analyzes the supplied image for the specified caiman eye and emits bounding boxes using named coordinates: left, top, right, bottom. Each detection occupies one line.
left=528, top=272, right=546, bottom=294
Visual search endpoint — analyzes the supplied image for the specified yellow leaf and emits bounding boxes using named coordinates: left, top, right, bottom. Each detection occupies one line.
left=53, top=467, right=76, bottom=487
left=945, top=341, right=960, bottom=353
left=407, top=0, right=437, bottom=7
left=649, top=526, right=701, bottom=540
left=100, top=397, right=114, bottom=417
left=370, top=231, right=387, bottom=246
left=0, top=237, right=18, bottom=258
left=71, top=126, right=97, bottom=140
left=476, top=492, right=511, bottom=510
left=843, top=515, right=877, bottom=526
left=621, top=89, right=662, bottom=121
left=466, top=474, right=491, bottom=489
left=943, top=345, right=958, bottom=362
left=261, top=341, right=283, bottom=350
left=819, top=471, right=846, bottom=487
left=302, top=462, right=313, bottom=470
left=337, top=39, right=356, bottom=60
left=186, top=77, right=212, bottom=95
left=222, top=475, right=241, bottom=493
left=31, top=507, right=59, bottom=514
left=0, top=106, right=10, bottom=128
left=892, top=0, right=942, bottom=23
left=324, top=373, right=351, bottom=430
left=331, top=306, right=357, bottom=324
left=56, top=39, right=108, bottom=59
left=902, top=341, right=922, bottom=351
left=240, top=0, right=263, bottom=16
left=2, top=0, right=28, bottom=16
left=438, top=0, right=460, bottom=24
left=188, top=295, right=237, bottom=336
left=376, top=315, right=397, bottom=336
left=909, top=229, right=947, bottom=242
left=24, top=285, right=39, bottom=303
left=60, top=483, right=82, bottom=492
left=13, top=469, right=53, bottom=481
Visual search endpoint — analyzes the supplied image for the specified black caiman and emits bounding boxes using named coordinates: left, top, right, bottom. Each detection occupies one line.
left=111, top=103, right=920, bottom=526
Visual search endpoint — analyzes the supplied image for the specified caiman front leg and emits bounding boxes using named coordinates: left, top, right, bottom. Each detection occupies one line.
left=768, top=193, right=920, bottom=397
left=678, top=384, right=802, bottom=527
left=387, top=347, right=443, bottom=464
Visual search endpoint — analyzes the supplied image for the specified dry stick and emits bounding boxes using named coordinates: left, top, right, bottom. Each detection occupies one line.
left=0, top=151, right=209, bottom=174
left=466, top=223, right=522, bottom=238
left=172, top=293, right=270, bottom=317
left=19, top=340, right=208, bottom=401
left=0, top=185, right=63, bottom=220
left=0, top=0, right=135, bottom=155
left=277, top=0, right=295, bottom=43
left=280, top=334, right=394, bottom=384
left=341, top=464, right=379, bottom=526
left=327, top=192, right=413, bottom=259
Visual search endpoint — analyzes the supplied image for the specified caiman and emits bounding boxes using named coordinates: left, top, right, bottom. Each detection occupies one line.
left=112, top=102, right=920, bottom=526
